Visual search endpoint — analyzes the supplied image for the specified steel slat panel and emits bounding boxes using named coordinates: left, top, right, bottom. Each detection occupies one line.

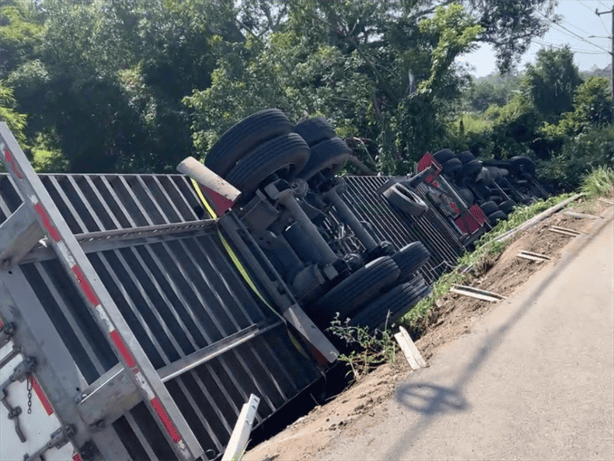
left=0, top=171, right=324, bottom=460
left=107, top=175, right=149, bottom=227
left=163, top=239, right=292, bottom=402
left=131, top=176, right=170, bottom=225
left=42, top=176, right=87, bottom=234
left=144, top=176, right=183, bottom=223
left=78, top=175, right=120, bottom=231
left=0, top=174, right=23, bottom=213
left=19, top=261, right=115, bottom=383
left=90, top=176, right=135, bottom=228
left=60, top=175, right=104, bottom=232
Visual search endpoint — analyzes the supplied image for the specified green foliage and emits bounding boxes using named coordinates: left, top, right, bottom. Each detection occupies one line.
left=470, top=0, right=557, bottom=72
left=29, top=132, right=67, bottom=172
left=0, top=81, right=27, bottom=144
left=538, top=127, right=614, bottom=190
left=536, top=77, right=613, bottom=190
left=187, top=2, right=482, bottom=174
left=327, top=315, right=397, bottom=380
left=464, top=72, right=522, bottom=111
left=580, top=165, right=614, bottom=199
left=523, top=46, right=582, bottom=122
left=457, top=48, right=608, bottom=189
left=0, top=0, right=571, bottom=174
left=0, top=0, right=44, bottom=77
left=448, top=93, right=540, bottom=159
left=1, top=0, right=239, bottom=173
left=418, top=5, right=482, bottom=93
left=541, top=77, right=613, bottom=138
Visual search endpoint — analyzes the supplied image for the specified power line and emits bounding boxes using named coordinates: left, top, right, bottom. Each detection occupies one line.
left=559, top=18, right=596, bottom=37
left=539, top=12, right=612, bottom=53
left=577, top=0, right=612, bottom=33
left=532, top=39, right=609, bottom=54
left=576, top=0, right=597, bottom=14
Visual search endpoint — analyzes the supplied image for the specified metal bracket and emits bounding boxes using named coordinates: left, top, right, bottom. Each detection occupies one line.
left=0, top=203, right=45, bottom=270
left=0, top=345, right=21, bottom=370
left=0, top=321, right=16, bottom=349
left=23, top=424, right=75, bottom=461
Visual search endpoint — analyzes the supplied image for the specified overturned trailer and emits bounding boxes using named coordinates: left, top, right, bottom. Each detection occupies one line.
left=1, top=109, right=541, bottom=459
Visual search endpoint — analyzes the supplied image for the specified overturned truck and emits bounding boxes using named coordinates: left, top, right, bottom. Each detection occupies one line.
left=0, top=109, right=547, bottom=460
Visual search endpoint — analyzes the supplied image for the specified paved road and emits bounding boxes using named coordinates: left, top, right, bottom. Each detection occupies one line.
left=321, top=213, right=614, bottom=461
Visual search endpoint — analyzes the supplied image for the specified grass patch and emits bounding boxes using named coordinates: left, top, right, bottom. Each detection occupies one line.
left=400, top=192, right=574, bottom=332
left=580, top=165, right=614, bottom=199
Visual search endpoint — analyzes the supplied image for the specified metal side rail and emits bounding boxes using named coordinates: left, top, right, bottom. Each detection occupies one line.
left=1, top=122, right=204, bottom=460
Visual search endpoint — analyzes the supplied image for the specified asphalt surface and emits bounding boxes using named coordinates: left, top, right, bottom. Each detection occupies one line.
left=321, top=211, right=614, bottom=461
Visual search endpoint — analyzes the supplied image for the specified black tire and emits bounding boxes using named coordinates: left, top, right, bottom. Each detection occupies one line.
left=457, top=151, right=475, bottom=164
left=488, top=194, right=503, bottom=203
left=499, top=199, right=516, bottom=214
left=433, top=149, right=455, bottom=164
left=294, top=117, right=336, bottom=147
left=488, top=210, right=507, bottom=225
left=457, top=187, right=474, bottom=206
left=391, top=242, right=430, bottom=283
left=383, top=184, right=429, bottom=218
left=463, top=160, right=482, bottom=181
left=225, top=133, right=310, bottom=196
left=509, top=156, right=536, bottom=176
left=441, top=158, right=463, bottom=177
left=308, top=256, right=400, bottom=325
left=205, top=109, right=293, bottom=176
left=480, top=200, right=499, bottom=216
left=299, top=137, right=353, bottom=181
left=349, top=279, right=431, bottom=330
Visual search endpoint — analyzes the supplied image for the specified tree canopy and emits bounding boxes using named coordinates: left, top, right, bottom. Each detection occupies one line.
left=0, top=0, right=578, bottom=177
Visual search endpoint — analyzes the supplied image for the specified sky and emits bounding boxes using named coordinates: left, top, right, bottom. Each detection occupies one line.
left=461, top=0, right=612, bottom=77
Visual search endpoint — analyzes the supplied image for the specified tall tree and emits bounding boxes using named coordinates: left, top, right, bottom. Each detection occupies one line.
left=187, top=1, right=483, bottom=173
left=523, top=46, right=582, bottom=122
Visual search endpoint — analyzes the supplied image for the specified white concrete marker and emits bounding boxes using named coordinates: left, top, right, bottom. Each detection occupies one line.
left=395, top=326, right=427, bottom=370
left=222, top=394, right=260, bottom=461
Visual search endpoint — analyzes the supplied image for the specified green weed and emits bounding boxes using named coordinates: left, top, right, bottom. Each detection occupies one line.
left=580, top=165, right=614, bottom=199
left=327, top=315, right=398, bottom=380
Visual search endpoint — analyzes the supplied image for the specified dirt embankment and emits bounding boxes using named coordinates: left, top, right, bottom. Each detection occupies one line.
left=244, top=196, right=613, bottom=461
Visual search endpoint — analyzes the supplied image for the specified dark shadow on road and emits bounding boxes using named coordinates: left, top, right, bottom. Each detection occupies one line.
left=395, top=382, right=469, bottom=415
left=383, top=214, right=613, bottom=461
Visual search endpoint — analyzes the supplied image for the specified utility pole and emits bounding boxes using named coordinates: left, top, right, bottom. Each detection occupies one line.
left=596, top=3, right=614, bottom=160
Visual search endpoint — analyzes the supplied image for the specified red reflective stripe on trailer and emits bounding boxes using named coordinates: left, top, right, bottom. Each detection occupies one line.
left=0, top=318, right=3, bottom=329
left=73, top=453, right=83, bottom=461
left=109, top=330, right=137, bottom=368
left=33, top=203, right=62, bottom=242
left=469, top=204, right=488, bottom=225
left=28, top=375, right=54, bottom=415
left=71, top=265, right=100, bottom=307
left=151, top=397, right=182, bottom=443
left=3, top=148, right=23, bottom=179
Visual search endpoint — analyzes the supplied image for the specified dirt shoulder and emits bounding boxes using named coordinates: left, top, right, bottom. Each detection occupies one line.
left=244, top=195, right=613, bottom=461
